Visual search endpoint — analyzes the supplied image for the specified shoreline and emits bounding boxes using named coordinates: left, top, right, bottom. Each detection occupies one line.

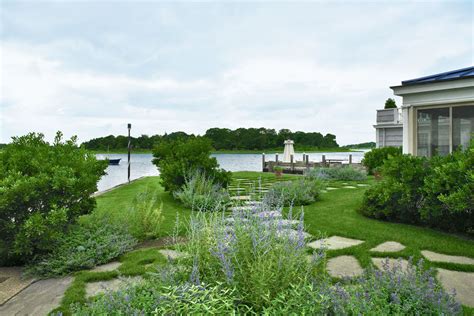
left=89, top=148, right=369, bottom=155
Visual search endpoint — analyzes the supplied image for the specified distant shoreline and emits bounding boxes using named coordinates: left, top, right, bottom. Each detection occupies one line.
left=89, top=147, right=369, bottom=155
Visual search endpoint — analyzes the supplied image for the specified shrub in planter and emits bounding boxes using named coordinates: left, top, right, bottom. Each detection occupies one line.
left=362, top=146, right=402, bottom=175
left=0, top=132, right=107, bottom=264
left=360, top=154, right=429, bottom=224
left=174, top=171, right=230, bottom=212
left=152, top=137, right=231, bottom=193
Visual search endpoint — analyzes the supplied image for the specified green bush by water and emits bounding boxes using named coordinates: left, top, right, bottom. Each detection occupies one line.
left=0, top=132, right=107, bottom=265
left=264, top=178, right=323, bottom=206
left=306, top=167, right=367, bottom=181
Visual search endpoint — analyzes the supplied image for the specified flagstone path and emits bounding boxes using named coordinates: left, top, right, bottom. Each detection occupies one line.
left=370, top=241, right=406, bottom=252
left=327, top=255, right=363, bottom=278
left=421, top=250, right=474, bottom=265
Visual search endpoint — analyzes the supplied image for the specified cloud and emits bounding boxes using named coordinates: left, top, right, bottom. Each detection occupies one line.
left=1, top=1, right=472, bottom=144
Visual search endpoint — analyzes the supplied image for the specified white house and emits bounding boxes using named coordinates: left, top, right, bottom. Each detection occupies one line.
left=378, top=66, right=474, bottom=157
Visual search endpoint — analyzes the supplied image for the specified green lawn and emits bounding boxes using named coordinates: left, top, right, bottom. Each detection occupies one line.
left=63, top=172, right=473, bottom=314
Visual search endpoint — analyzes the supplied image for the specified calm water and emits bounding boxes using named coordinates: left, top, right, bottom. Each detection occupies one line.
left=96, top=151, right=367, bottom=192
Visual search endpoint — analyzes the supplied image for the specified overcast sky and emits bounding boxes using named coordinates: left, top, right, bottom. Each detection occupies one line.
left=0, top=0, right=472, bottom=145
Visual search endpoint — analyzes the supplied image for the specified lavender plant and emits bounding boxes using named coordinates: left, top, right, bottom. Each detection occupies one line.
left=178, top=202, right=324, bottom=311
left=306, top=166, right=367, bottom=181
left=174, top=170, right=230, bottom=212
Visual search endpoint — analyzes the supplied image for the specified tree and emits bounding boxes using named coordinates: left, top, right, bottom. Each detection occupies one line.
left=152, top=137, right=231, bottom=193
left=0, top=132, right=107, bottom=264
left=384, top=98, right=397, bottom=109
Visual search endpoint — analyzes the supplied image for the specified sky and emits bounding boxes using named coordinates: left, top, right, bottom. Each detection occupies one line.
left=0, top=0, right=473, bottom=145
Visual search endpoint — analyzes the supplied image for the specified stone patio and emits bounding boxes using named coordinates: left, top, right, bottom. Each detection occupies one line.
left=0, top=277, right=72, bottom=316
left=421, top=250, right=474, bottom=265
left=307, top=236, right=364, bottom=250
left=86, top=276, right=142, bottom=298
left=91, top=261, right=121, bottom=272
left=327, top=255, right=363, bottom=278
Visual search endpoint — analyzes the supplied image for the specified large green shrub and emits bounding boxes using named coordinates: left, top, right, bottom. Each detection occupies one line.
left=264, top=178, right=323, bottom=206
left=152, top=137, right=231, bottom=193
left=174, top=171, right=230, bottom=212
left=362, top=146, right=402, bottom=175
left=0, top=132, right=107, bottom=264
left=420, top=146, right=474, bottom=233
left=361, top=143, right=473, bottom=234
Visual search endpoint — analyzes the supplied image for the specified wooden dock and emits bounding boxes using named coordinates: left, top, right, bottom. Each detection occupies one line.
left=262, top=154, right=363, bottom=174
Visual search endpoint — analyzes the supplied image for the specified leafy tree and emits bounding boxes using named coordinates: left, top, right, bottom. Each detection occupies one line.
left=0, top=132, right=107, bottom=264
left=384, top=98, right=397, bottom=109
left=152, top=137, right=231, bottom=193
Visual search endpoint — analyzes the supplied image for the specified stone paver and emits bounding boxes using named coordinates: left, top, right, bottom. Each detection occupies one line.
left=0, top=267, right=35, bottom=305
left=86, top=276, right=142, bottom=298
left=437, top=268, right=474, bottom=307
left=230, top=195, right=251, bottom=201
left=229, top=206, right=254, bottom=212
left=342, top=186, right=356, bottom=189
left=326, top=187, right=338, bottom=190
left=244, top=201, right=263, bottom=206
left=308, top=236, right=364, bottom=250
left=158, top=249, right=188, bottom=260
left=261, top=219, right=300, bottom=228
left=372, top=257, right=410, bottom=272
left=357, top=184, right=369, bottom=187
left=327, top=255, right=363, bottom=278
left=421, top=250, right=474, bottom=265
left=370, top=241, right=405, bottom=253
left=0, top=277, right=72, bottom=316
left=91, top=261, right=121, bottom=272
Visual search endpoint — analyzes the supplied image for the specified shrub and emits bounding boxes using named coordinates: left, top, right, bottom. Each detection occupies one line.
left=361, top=154, right=429, bottom=224
left=24, top=221, right=136, bottom=278
left=71, top=281, right=242, bottom=315
left=0, top=132, right=107, bottom=264
left=362, top=142, right=473, bottom=234
left=307, top=167, right=367, bottom=181
left=179, top=206, right=323, bottom=311
left=152, top=137, right=231, bottom=193
left=420, top=146, right=474, bottom=233
left=264, top=178, right=323, bottom=206
left=362, top=146, right=402, bottom=175
left=174, top=171, right=230, bottom=212
left=384, top=98, right=397, bottom=109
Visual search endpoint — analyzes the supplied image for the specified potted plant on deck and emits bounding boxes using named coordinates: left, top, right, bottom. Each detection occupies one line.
left=274, top=166, right=283, bottom=178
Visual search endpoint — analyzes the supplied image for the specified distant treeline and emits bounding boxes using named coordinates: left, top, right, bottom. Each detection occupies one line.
left=344, top=142, right=376, bottom=149
left=82, top=128, right=339, bottom=151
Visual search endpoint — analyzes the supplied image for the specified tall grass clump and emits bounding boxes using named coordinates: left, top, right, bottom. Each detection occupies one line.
left=306, top=167, right=367, bottom=181
left=263, top=178, right=323, bottom=206
left=178, top=204, right=324, bottom=311
left=128, top=189, right=163, bottom=239
left=174, top=171, right=230, bottom=211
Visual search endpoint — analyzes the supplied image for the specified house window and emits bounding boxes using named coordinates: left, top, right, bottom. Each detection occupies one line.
left=417, top=108, right=450, bottom=157
left=453, top=105, right=474, bottom=151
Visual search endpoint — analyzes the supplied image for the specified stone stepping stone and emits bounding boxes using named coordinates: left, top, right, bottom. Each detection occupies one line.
left=370, top=241, right=405, bottom=253
left=320, top=190, right=328, bottom=193
left=229, top=206, right=254, bottom=212
left=342, top=186, right=356, bottom=189
left=372, top=257, right=410, bottom=272
left=308, top=236, right=364, bottom=250
left=327, top=256, right=363, bottom=278
left=158, top=249, right=188, bottom=260
left=262, top=219, right=300, bottom=228
left=230, top=196, right=251, bottom=201
left=0, top=277, right=72, bottom=315
left=437, top=268, right=474, bottom=307
left=357, top=184, right=369, bottom=187
left=86, top=276, right=142, bottom=298
left=254, top=211, right=282, bottom=219
left=326, top=187, right=338, bottom=190
left=421, top=250, right=474, bottom=265
left=91, top=261, right=121, bottom=272
left=0, top=267, right=35, bottom=305
left=244, top=201, right=262, bottom=206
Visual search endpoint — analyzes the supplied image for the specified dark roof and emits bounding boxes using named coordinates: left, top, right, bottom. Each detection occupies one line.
left=401, top=66, right=474, bottom=85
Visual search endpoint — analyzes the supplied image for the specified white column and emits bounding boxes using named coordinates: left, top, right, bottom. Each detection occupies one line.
left=402, top=107, right=410, bottom=154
